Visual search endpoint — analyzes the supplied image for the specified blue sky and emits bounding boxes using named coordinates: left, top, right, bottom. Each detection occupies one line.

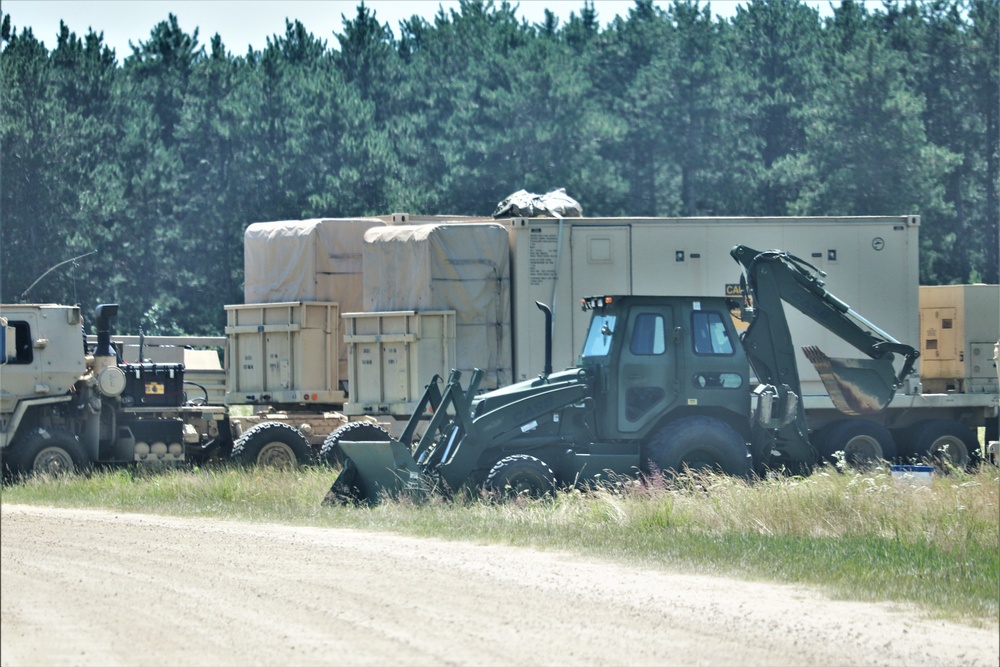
left=5, top=1, right=646, bottom=59
left=3, top=1, right=852, bottom=61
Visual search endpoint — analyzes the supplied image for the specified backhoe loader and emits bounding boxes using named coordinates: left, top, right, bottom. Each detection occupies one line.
left=326, top=245, right=919, bottom=503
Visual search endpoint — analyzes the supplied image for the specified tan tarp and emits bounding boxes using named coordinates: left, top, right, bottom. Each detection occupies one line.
left=363, top=223, right=512, bottom=389
left=243, top=218, right=386, bottom=304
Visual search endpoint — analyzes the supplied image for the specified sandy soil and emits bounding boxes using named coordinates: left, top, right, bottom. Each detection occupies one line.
left=1, top=503, right=996, bottom=667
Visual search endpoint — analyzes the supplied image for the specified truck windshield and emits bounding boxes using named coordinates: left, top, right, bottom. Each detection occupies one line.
left=582, top=314, right=616, bottom=358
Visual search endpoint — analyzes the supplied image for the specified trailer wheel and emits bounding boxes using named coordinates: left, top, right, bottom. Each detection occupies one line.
left=319, top=422, right=393, bottom=467
left=10, top=428, right=89, bottom=478
left=904, top=419, right=978, bottom=470
left=643, top=416, right=751, bottom=477
left=485, top=455, right=556, bottom=498
left=231, top=422, right=311, bottom=469
left=819, top=420, right=895, bottom=467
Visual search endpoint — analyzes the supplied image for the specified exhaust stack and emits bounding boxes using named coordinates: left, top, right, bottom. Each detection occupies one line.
left=535, top=301, right=553, bottom=377
left=94, top=304, right=119, bottom=359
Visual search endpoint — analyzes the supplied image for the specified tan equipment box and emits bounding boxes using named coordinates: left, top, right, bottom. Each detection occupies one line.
left=342, top=310, right=456, bottom=416
left=224, top=302, right=344, bottom=406
left=919, top=284, right=1000, bottom=394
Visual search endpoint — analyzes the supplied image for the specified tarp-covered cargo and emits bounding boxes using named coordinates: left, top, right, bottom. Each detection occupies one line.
left=362, top=223, right=512, bottom=389
left=243, top=218, right=386, bottom=385
left=243, top=218, right=386, bottom=304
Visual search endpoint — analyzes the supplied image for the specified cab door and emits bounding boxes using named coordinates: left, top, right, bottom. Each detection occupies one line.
left=616, top=304, right=676, bottom=433
left=0, top=312, right=41, bottom=408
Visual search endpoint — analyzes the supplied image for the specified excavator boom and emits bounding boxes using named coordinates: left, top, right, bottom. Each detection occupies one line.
left=730, top=245, right=919, bottom=417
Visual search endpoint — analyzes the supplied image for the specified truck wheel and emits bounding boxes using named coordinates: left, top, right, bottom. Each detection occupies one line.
left=819, top=420, right=895, bottom=467
left=904, top=419, right=978, bottom=470
left=10, top=428, right=89, bottom=478
left=231, top=422, right=311, bottom=469
left=485, top=455, right=556, bottom=498
left=643, top=416, right=751, bottom=477
left=319, top=422, right=393, bottom=467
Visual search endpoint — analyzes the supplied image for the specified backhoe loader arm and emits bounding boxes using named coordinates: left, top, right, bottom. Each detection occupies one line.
left=730, top=245, right=919, bottom=418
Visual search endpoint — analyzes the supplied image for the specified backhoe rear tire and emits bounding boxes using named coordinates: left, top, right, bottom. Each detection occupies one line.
left=231, top=421, right=311, bottom=469
left=485, top=454, right=556, bottom=499
left=319, top=422, right=393, bottom=467
left=643, top=416, right=751, bottom=478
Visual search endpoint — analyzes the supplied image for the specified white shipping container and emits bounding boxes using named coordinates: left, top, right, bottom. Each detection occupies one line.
left=501, top=215, right=921, bottom=396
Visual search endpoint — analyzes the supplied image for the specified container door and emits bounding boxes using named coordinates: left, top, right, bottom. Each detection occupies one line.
left=572, top=227, right=631, bottom=360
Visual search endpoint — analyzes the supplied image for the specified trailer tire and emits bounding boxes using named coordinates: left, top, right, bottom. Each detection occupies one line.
left=485, top=454, right=556, bottom=499
left=319, top=422, right=393, bottom=467
left=231, top=421, right=311, bottom=469
left=903, top=419, right=978, bottom=470
left=9, top=428, right=89, bottom=478
left=644, top=416, right=751, bottom=477
left=819, top=419, right=895, bottom=467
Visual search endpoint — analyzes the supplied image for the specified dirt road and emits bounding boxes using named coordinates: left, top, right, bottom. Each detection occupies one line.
left=1, top=504, right=996, bottom=667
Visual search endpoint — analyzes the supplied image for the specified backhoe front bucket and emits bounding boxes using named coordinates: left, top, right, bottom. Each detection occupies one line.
left=802, top=346, right=898, bottom=415
left=324, top=440, right=425, bottom=505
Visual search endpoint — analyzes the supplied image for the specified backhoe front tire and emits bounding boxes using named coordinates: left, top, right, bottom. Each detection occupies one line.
left=644, top=416, right=751, bottom=478
left=485, top=454, right=556, bottom=499
left=231, top=421, right=311, bottom=469
left=10, top=428, right=89, bottom=478
left=319, top=421, right=393, bottom=467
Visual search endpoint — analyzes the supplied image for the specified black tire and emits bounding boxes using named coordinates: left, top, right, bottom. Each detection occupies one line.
left=818, top=419, right=895, bottom=467
left=9, top=428, right=89, bottom=478
left=231, top=422, right=311, bottom=468
left=484, top=454, right=556, bottom=498
left=643, top=416, right=751, bottom=477
left=903, top=419, right=978, bottom=470
left=319, top=421, right=393, bottom=467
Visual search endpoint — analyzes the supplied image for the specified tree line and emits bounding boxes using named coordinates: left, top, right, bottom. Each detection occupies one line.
left=1, top=0, right=996, bottom=335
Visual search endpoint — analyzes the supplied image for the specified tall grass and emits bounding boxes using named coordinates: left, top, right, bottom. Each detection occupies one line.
left=3, top=463, right=997, bottom=625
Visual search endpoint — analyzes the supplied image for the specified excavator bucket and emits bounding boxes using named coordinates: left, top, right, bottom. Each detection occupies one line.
left=323, top=440, right=425, bottom=505
left=802, top=346, right=898, bottom=415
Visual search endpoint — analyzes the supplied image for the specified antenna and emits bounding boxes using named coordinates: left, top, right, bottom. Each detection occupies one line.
left=19, top=251, right=96, bottom=302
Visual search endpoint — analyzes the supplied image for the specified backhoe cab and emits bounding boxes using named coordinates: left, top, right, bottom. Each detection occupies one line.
left=327, top=245, right=918, bottom=504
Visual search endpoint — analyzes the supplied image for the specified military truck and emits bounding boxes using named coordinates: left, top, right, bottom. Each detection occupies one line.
left=0, top=302, right=381, bottom=476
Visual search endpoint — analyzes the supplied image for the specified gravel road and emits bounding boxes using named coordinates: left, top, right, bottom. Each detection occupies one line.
left=2, top=504, right=996, bottom=667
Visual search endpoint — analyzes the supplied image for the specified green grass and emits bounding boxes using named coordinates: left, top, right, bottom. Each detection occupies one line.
left=3, top=463, right=997, bottom=626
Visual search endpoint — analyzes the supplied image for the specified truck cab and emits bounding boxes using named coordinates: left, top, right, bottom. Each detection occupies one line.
left=578, top=295, right=751, bottom=442
left=1, top=305, right=89, bottom=448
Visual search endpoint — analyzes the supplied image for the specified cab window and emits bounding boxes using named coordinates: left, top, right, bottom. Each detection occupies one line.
left=692, top=311, right=734, bottom=356
left=630, top=313, right=665, bottom=355
left=4, top=320, right=33, bottom=364
left=582, top=314, right=616, bottom=358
